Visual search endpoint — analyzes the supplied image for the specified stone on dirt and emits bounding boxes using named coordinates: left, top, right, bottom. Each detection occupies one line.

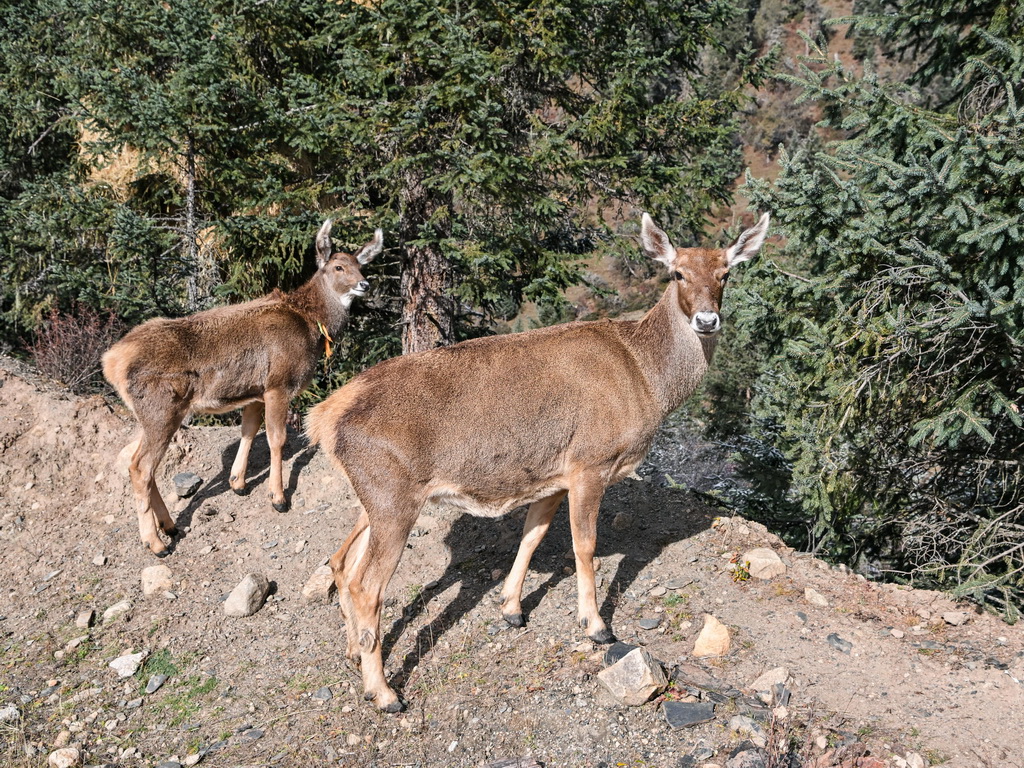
left=102, top=600, right=131, bottom=625
left=611, top=512, right=634, bottom=532
left=224, top=573, right=270, bottom=617
left=146, top=674, right=167, bottom=694
left=726, top=744, right=767, bottom=768
left=748, top=667, right=790, bottom=704
left=692, top=614, right=730, bottom=657
left=173, top=472, right=202, bottom=498
left=942, top=611, right=969, bottom=626
left=596, top=647, right=667, bottom=706
left=827, top=633, right=853, bottom=654
left=301, top=565, right=337, bottom=604
left=74, top=610, right=94, bottom=628
left=141, top=565, right=173, bottom=597
left=729, top=715, right=767, bottom=748
left=741, top=548, right=786, bottom=580
left=312, top=686, right=333, bottom=701
left=804, top=587, right=829, bottom=607
left=662, top=701, right=716, bottom=729
left=110, top=650, right=147, bottom=678
left=602, top=642, right=641, bottom=667
left=0, top=704, right=19, bottom=722
left=47, top=747, right=80, bottom=768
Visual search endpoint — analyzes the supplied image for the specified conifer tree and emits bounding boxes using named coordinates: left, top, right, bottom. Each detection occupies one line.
left=735, top=17, right=1024, bottom=615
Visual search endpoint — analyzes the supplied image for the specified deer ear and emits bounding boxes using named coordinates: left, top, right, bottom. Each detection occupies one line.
left=726, top=212, right=770, bottom=267
left=356, top=229, right=383, bottom=265
left=640, top=213, right=675, bottom=268
left=315, top=219, right=333, bottom=268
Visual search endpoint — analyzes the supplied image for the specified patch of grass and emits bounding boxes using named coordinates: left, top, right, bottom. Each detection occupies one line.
left=153, top=674, right=219, bottom=727
left=662, top=593, right=687, bottom=608
left=142, top=648, right=180, bottom=678
left=65, top=638, right=95, bottom=666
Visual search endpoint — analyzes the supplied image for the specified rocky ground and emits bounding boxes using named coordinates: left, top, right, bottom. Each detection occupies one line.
left=1, top=356, right=1022, bottom=768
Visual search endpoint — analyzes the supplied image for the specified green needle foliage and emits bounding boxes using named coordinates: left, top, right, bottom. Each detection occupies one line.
left=733, top=10, right=1024, bottom=617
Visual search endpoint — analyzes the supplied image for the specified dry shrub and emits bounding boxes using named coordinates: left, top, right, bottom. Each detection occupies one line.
left=30, top=305, right=124, bottom=394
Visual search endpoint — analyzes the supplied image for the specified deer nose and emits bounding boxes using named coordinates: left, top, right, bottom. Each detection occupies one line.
left=357, top=281, right=370, bottom=292
left=693, top=311, right=720, bottom=335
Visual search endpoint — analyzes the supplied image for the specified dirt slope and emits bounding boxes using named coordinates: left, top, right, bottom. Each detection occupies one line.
left=1, top=358, right=1021, bottom=768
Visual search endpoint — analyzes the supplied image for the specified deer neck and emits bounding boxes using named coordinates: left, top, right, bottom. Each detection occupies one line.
left=626, top=284, right=718, bottom=416
left=285, top=274, right=350, bottom=337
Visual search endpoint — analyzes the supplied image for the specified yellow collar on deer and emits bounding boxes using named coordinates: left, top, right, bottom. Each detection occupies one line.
left=317, top=321, right=334, bottom=358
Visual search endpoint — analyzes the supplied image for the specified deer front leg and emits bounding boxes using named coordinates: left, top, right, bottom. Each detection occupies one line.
left=500, top=491, right=566, bottom=627
left=229, top=401, right=265, bottom=494
left=568, top=476, right=614, bottom=644
left=263, top=389, right=290, bottom=512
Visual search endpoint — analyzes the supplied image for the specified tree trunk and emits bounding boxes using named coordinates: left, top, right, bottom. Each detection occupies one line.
left=183, top=131, right=201, bottom=312
left=399, top=174, right=456, bottom=353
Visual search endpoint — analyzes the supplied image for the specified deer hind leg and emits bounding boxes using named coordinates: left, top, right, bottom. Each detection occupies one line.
left=229, top=401, right=265, bottom=494
left=347, top=500, right=418, bottom=713
left=500, top=490, right=567, bottom=628
left=329, top=510, right=370, bottom=662
left=263, top=388, right=290, bottom=512
left=129, top=412, right=185, bottom=556
left=149, top=478, right=177, bottom=536
left=568, top=475, right=614, bottom=644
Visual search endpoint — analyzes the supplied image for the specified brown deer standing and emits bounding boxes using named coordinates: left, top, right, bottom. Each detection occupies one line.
left=306, top=211, right=769, bottom=711
left=104, top=221, right=383, bottom=556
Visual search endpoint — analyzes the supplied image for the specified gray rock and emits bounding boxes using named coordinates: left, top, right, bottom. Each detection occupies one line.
left=224, top=573, right=270, bottom=617
left=804, top=587, right=829, bottom=607
left=596, top=647, right=667, bottom=706
left=47, top=747, right=81, bottom=768
left=0, top=704, right=19, bottom=722
left=827, top=633, right=853, bottom=654
left=741, top=548, right=786, bottom=580
left=155, top=762, right=182, bottom=768
left=662, top=701, right=715, bottom=729
left=748, top=667, right=790, bottom=704
left=611, top=512, right=633, bottom=532
left=638, top=617, right=662, bottom=630
left=173, top=472, right=202, bottom=498
left=74, top=610, right=94, bottom=629
left=109, top=650, right=147, bottom=678
left=726, top=745, right=767, bottom=768
left=301, top=565, right=336, bottom=604
left=312, top=686, right=333, bottom=701
left=146, top=674, right=168, bottom=694
left=729, top=715, right=767, bottom=747
left=141, top=565, right=173, bottom=597
left=102, top=600, right=131, bottom=625
left=664, top=577, right=694, bottom=590
left=239, top=728, right=264, bottom=741
left=943, top=611, right=969, bottom=626
left=602, top=642, right=640, bottom=667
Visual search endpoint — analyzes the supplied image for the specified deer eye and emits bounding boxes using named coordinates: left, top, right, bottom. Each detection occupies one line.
left=673, top=271, right=684, bottom=281
left=335, top=265, right=343, bottom=271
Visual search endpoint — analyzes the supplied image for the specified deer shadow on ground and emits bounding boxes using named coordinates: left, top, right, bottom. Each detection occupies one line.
left=167, top=426, right=314, bottom=550
left=379, top=475, right=719, bottom=701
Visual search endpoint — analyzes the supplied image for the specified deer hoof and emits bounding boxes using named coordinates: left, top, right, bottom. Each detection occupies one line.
left=380, top=699, right=405, bottom=714
left=503, top=612, right=525, bottom=628
left=589, top=628, right=616, bottom=645
left=272, top=499, right=290, bottom=513
left=154, top=547, right=171, bottom=559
